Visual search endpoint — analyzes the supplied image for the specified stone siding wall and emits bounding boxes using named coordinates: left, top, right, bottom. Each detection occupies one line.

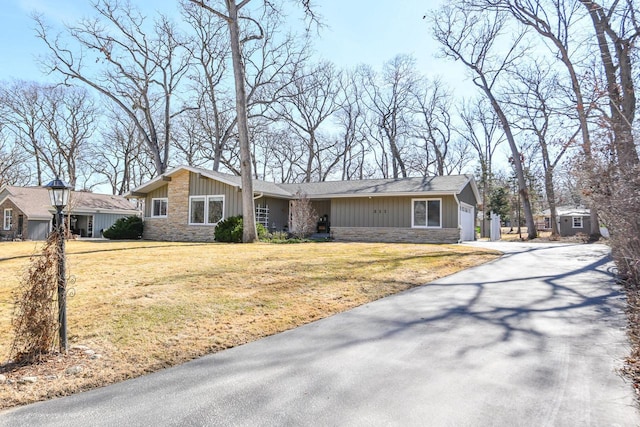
left=332, top=227, right=461, bottom=244
left=142, top=170, right=216, bottom=242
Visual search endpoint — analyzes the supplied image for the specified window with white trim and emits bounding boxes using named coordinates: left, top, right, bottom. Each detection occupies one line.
left=151, top=198, right=168, bottom=218
left=572, top=216, right=583, bottom=228
left=412, top=199, right=442, bottom=228
left=3, top=208, right=12, bottom=230
left=189, top=195, right=224, bottom=225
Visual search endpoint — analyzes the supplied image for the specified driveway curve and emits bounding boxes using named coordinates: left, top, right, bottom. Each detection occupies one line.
left=1, top=242, right=638, bottom=426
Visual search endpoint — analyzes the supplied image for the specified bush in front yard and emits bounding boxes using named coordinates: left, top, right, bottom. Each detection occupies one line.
left=103, top=216, right=143, bottom=240
left=214, top=216, right=243, bottom=242
left=214, top=216, right=267, bottom=243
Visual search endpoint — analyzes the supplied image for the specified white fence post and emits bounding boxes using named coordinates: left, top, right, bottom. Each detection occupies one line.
left=490, top=212, right=501, bottom=241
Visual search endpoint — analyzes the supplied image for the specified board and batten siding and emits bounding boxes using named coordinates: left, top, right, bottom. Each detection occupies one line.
left=558, top=215, right=591, bottom=237
left=330, top=195, right=459, bottom=228
left=94, top=213, right=132, bottom=237
left=144, top=185, right=168, bottom=217
left=458, top=182, right=477, bottom=207
left=311, top=200, right=331, bottom=219
left=257, top=197, right=289, bottom=230
left=189, top=172, right=242, bottom=218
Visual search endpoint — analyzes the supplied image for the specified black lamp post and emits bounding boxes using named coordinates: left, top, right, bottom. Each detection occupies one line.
left=44, top=177, right=71, bottom=353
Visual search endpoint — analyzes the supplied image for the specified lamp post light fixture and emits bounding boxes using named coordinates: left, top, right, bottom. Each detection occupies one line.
left=44, top=177, right=71, bottom=353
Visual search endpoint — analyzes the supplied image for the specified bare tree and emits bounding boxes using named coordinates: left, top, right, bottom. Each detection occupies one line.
left=272, top=61, right=342, bottom=182
left=242, top=11, right=312, bottom=123
left=410, top=78, right=454, bottom=176
left=0, top=128, right=29, bottom=186
left=88, top=106, right=151, bottom=195
left=171, top=109, right=208, bottom=167
left=362, top=55, right=418, bottom=179
left=243, top=12, right=314, bottom=179
left=579, top=0, right=639, bottom=168
left=577, top=0, right=640, bottom=284
left=506, top=64, right=579, bottom=237
left=38, top=85, right=98, bottom=187
left=188, top=0, right=318, bottom=242
left=289, top=191, right=318, bottom=238
left=182, top=2, right=234, bottom=171
left=430, top=4, right=538, bottom=239
left=0, top=81, right=47, bottom=185
left=456, top=97, right=505, bottom=233
left=475, top=0, right=602, bottom=238
left=335, top=67, right=370, bottom=181
left=253, top=126, right=305, bottom=183
left=34, top=1, right=192, bottom=177
left=0, top=81, right=98, bottom=187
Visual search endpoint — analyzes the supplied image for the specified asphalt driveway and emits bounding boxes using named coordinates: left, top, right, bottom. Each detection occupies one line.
left=1, top=242, right=638, bottom=426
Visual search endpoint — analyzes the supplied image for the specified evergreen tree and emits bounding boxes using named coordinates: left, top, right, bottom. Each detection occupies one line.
left=488, top=186, right=510, bottom=224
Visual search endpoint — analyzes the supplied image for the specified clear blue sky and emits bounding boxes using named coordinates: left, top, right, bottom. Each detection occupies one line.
left=0, top=0, right=467, bottom=86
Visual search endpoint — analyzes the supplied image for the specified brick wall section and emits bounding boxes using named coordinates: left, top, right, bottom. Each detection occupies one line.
left=142, top=170, right=216, bottom=242
left=0, top=199, right=27, bottom=240
left=332, top=227, right=461, bottom=244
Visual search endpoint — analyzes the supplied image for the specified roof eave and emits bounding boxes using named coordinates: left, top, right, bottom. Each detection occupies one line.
left=307, top=191, right=460, bottom=199
left=28, top=215, right=53, bottom=221
left=71, top=209, right=141, bottom=216
left=127, top=166, right=242, bottom=197
left=254, top=191, right=294, bottom=199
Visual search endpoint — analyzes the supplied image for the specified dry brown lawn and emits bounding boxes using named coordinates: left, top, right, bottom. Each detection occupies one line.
left=496, top=227, right=589, bottom=243
left=0, top=240, right=500, bottom=410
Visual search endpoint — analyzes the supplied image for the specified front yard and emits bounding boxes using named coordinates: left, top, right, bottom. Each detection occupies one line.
left=0, top=240, right=499, bottom=409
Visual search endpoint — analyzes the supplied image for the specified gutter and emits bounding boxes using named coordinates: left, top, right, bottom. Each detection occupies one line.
left=454, top=193, right=462, bottom=244
left=305, top=191, right=460, bottom=200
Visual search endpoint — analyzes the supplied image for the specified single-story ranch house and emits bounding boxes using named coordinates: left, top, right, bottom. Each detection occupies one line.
left=540, top=206, right=591, bottom=237
left=0, top=185, right=140, bottom=240
left=127, top=166, right=480, bottom=244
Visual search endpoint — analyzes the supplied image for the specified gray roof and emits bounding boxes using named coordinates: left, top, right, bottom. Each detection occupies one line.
left=198, top=169, right=292, bottom=198
left=0, top=186, right=139, bottom=220
left=128, top=166, right=477, bottom=200
left=280, top=175, right=475, bottom=198
left=128, top=166, right=293, bottom=198
left=542, top=206, right=590, bottom=217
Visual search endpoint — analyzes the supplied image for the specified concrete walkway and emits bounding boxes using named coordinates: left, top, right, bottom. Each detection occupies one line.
left=1, top=242, right=638, bottom=426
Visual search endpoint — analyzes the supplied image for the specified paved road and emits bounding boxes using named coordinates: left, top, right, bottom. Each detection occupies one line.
left=1, top=242, right=638, bottom=426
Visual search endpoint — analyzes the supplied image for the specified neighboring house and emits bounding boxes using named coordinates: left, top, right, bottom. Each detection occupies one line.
left=540, top=206, right=591, bottom=237
left=0, top=185, right=140, bottom=240
left=127, top=166, right=480, bottom=244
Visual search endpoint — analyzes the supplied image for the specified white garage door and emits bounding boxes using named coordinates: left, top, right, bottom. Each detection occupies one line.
left=460, top=203, right=475, bottom=241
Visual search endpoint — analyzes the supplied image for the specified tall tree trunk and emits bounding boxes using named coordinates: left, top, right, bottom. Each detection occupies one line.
left=226, top=0, right=257, bottom=242
left=492, top=0, right=602, bottom=238
left=544, top=166, right=560, bottom=237
left=560, top=38, right=601, bottom=239
left=487, top=91, right=537, bottom=239
left=580, top=0, right=639, bottom=169
left=580, top=0, right=639, bottom=241
left=32, top=140, right=43, bottom=186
